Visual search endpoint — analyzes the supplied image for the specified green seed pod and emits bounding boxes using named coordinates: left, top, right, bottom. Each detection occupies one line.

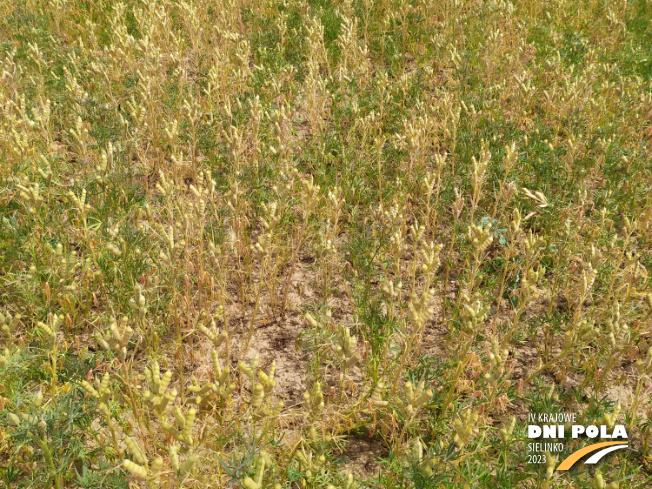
left=183, top=408, right=196, bottom=443
left=8, top=413, right=20, bottom=426
left=99, top=402, right=111, bottom=418
left=33, top=389, right=43, bottom=407
left=122, top=459, right=148, bottom=479
left=174, top=406, right=185, bottom=429
left=259, top=363, right=276, bottom=394
left=179, top=454, right=196, bottom=477
left=161, top=420, right=179, bottom=439
left=169, top=445, right=180, bottom=473
left=238, top=361, right=255, bottom=379
left=405, top=382, right=415, bottom=404
left=150, top=456, right=163, bottom=478
left=158, top=389, right=177, bottom=413
left=36, top=322, right=56, bottom=344
left=251, top=383, right=264, bottom=409
left=159, top=370, right=172, bottom=395
left=545, top=452, right=557, bottom=480
left=500, top=416, right=516, bottom=443
left=125, top=437, right=146, bottom=465
left=99, top=371, right=110, bottom=393
left=94, top=332, right=109, bottom=350
left=81, top=380, right=99, bottom=398
left=243, top=477, right=260, bottom=489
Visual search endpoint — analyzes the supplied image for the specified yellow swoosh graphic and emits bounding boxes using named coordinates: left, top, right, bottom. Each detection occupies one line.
left=556, top=442, right=628, bottom=471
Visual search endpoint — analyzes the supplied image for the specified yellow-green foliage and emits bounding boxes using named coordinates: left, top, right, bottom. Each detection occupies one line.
left=0, top=0, right=651, bottom=488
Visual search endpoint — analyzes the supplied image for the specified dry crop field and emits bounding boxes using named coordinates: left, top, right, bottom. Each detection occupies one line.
left=0, top=0, right=651, bottom=487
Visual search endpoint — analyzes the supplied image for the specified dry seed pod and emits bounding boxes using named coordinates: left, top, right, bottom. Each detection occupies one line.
left=593, top=470, right=619, bottom=489
left=37, top=156, right=53, bottom=184
left=521, top=187, right=549, bottom=208
left=33, top=389, right=43, bottom=407
left=453, top=409, right=479, bottom=448
left=162, top=407, right=196, bottom=450
left=65, top=188, right=92, bottom=217
left=198, top=313, right=227, bottom=348
left=381, top=280, right=402, bottom=299
left=293, top=447, right=317, bottom=474
left=253, top=399, right=284, bottom=422
left=389, top=228, right=406, bottom=255
left=410, top=220, right=425, bottom=245
left=335, top=326, right=359, bottom=369
left=412, top=437, right=424, bottom=462
left=37, top=419, right=47, bottom=435
left=485, top=336, right=509, bottom=386
left=606, top=302, right=629, bottom=350
left=174, top=407, right=186, bottom=430
left=143, top=363, right=176, bottom=413
left=304, top=312, right=323, bottom=329
left=460, top=296, right=489, bottom=335
left=258, top=361, right=276, bottom=394
left=397, top=381, right=433, bottom=418
left=300, top=176, right=321, bottom=215
left=155, top=224, right=185, bottom=266
left=411, top=438, right=435, bottom=477
left=129, top=284, right=147, bottom=320
left=188, top=376, right=214, bottom=403
left=467, top=222, right=493, bottom=255
left=183, top=408, right=196, bottom=444
left=81, top=371, right=111, bottom=403
left=419, top=242, right=443, bottom=274
left=106, top=243, right=122, bottom=257
left=238, top=354, right=259, bottom=380
left=523, top=231, right=546, bottom=257
left=636, top=345, right=652, bottom=376
left=0, top=311, right=21, bottom=337
left=16, top=180, right=44, bottom=215
left=189, top=350, right=235, bottom=409
left=212, top=349, right=233, bottom=386
left=303, top=381, right=325, bottom=418
left=601, top=404, right=621, bottom=430
left=518, top=266, right=546, bottom=304
left=95, top=317, right=133, bottom=360
left=500, top=416, right=516, bottom=443
left=577, top=319, right=598, bottom=344
left=545, top=451, right=557, bottom=480
left=407, top=289, right=436, bottom=330
left=369, top=382, right=389, bottom=409
left=36, top=314, right=63, bottom=346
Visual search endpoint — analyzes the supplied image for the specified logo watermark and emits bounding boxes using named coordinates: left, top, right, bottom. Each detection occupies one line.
left=527, top=412, right=628, bottom=470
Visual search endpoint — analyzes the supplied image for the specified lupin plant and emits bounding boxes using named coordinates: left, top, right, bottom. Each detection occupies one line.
left=142, top=361, right=177, bottom=414
left=36, top=313, right=63, bottom=390
left=453, top=409, right=479, bottom=450
left=16, top=178, right=45, bottom=217
left=395, top=381, right=433, bottom=421
left=303, top=381, right=325, bottom=420
left=94, top=317, right=133, bottom=361
left=186, top=349, right=235, bottom=410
